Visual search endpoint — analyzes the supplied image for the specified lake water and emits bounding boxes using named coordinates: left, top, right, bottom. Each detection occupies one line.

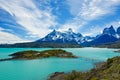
left=0, top=48, right=120, bottom=80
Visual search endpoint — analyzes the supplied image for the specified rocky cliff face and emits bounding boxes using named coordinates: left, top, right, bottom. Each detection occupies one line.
left=36, top=28, right=85, bottom=44
left=103, top=25, right=116, bottom=37
left=117, top=27, right=120, bottom=36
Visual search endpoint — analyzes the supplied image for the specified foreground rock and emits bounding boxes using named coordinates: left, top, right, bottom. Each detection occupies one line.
left=49, top=56, right=120, bottom=80
left=0, top=49, right=77, bottom=61
left=48, top=72, right=66, bottom=80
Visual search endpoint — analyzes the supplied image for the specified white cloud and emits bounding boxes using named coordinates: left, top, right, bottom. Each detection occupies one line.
left=66, top=0, right=84, bottom=15
left=0, top=27, right=4, bottom=31
left=61, top=0, right=120, bottom=34
left=67, top=0, right=120, bottom=20
left=59, top=20, right=86, bottom=32
left=0, top=0, right=57, bottom=38
left=0, top=30, right=27, bottom=44
left=79, top=0, right=120, bottom=20
left=0, top=27, right=13, bottom=32
left=82, top=26, right=103, bottom=36
left=104, top=20, right=120, bottom=29
left=0, top=0, right=120, bottom=42
left=0, top=27, right=31, bottom=44
left=83, top=20, right=120, bottom=36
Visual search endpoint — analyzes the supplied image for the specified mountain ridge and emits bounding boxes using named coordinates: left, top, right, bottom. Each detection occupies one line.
left=0, top=25, right=120, bottom=48
left=36, top=25, right=120, bottom=46
left=36, top=28, right=95, bottom=44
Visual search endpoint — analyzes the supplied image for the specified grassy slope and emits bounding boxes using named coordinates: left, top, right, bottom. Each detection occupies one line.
left=0, top=49, right=77, bottom=61
left=65, top=56, right=120, bottom=80
left=49, top=56, right=120, bottom=80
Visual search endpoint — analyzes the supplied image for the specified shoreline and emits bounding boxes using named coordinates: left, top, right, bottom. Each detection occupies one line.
left=48, top=56, right=120, bottom=80
left=0, top=49, right=78, bottom=61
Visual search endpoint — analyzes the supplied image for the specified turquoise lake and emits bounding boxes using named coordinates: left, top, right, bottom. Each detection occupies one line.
left=0, top=48, right=120, bottom=80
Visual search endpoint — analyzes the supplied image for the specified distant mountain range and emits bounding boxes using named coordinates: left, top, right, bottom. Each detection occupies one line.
left=0, top=25, right=120, bottom=48
left=36, top=25, right=120, bottom=46
left=36, top=28, right=95, bottom=44
left=82, top=25, right=120, bottom=46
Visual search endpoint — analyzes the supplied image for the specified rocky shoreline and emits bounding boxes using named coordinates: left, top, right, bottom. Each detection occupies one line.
left=48, top=56, right=120, bottom=80
left=48, top=72, right=66, bottom=80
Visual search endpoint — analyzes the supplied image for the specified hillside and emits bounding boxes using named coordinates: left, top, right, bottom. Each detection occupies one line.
left=0, top=42, right=81, bottom=48
left=49, top=56, right=120, bottom=80
left=96, top=40, right=120, bottom=48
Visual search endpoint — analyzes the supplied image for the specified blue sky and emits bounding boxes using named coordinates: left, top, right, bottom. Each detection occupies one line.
left=0, top=0, right=120, bottom=43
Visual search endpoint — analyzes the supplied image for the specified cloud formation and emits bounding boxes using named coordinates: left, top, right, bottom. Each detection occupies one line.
left=67, top=0, right=120, bottom=20
left=0, top=0, right=120, bottom=43
left=0, top=27, right=25, bottom=44
left=0, top=0, right=57, bottom=38
left=61, top=0, right=120, bottom=33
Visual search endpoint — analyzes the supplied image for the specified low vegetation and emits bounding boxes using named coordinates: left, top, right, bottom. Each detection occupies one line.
left=96, top=40, right=120, bottom=48
left=0, top=49, right=77, bottom=61
left=0, top=42, right=81, bottom=48
left=49, top=56, right=120, bottom=80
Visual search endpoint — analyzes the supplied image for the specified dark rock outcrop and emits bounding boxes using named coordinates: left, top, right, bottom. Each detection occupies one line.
left=117, top=27, right=120, bottom=36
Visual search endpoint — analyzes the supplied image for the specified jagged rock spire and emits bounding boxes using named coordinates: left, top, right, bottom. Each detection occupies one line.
left=68, top=28, right=73, bottom=32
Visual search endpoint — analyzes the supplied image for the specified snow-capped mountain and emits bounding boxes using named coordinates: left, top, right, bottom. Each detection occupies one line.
left=83, top=36, right=95, bottom=42
left=82, top=25, right=120, bottom=46
left=103, top=25, right=116, bottom=37
left=36, top=25, right=120, bottom=46
left=36, top=28, right=91, bottom=44
left=117, top=27, right=120, bottom=37
left=101, top=25, right=120, bottom=39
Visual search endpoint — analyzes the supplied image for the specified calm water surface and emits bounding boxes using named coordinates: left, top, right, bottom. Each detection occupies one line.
left=0, top=48, right=120, bottom=80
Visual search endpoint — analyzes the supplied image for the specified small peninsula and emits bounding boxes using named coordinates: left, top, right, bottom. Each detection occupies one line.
left=0, top=49, right=77, bottom=61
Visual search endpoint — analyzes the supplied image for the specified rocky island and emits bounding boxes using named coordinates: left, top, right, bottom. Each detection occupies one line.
left=49, top=56, right=120, bottom=80
left=0, top=49, right=77, bottom=61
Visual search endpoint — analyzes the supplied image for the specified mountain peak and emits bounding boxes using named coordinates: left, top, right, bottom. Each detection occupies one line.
left=36, top=28, right=84, bottom=44
left=68, top=28, right=73, bottom=32
left=117, top=26, right=120, bottom=36
left=103, top=25, right=116, bottom=36
left=110, top=25, right=114, bottom=29
left=50, top=29, right=58, bottom=35
left=36, top=25, right=120, bottom=45
left=52, top=29, right=56, bottom=32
